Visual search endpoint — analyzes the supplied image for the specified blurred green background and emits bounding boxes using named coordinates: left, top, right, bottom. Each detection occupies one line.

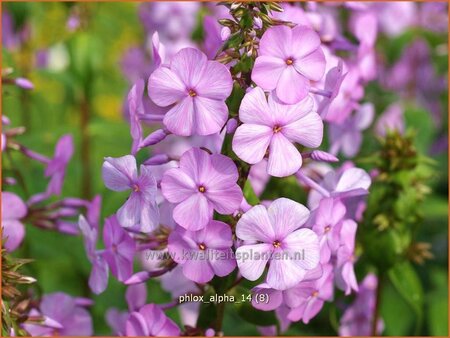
left=2, top=2, right=448, bottom=336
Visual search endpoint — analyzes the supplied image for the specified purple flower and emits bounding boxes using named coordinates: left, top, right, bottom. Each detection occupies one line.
left=287, top=264, right=334, bottom=323
left=375, top=102, right=405, bottom=137
left=235, top=198, right=320, bottom=290
left=339, top=273, right=384, bottom=336
left=168, top=220, right=236, bottom=283
left=161, top=147, right=243, bottom=230
left=335, top=219, right=358, bottom=295
left=102, top=155, right=159, bottom=232
left=126, top=304, right=180, bottom=336
left=102, top=215, right=136, bottom=282
left=23, top=292, right=93, bottom=336
left=329, top=102, right=374, bottom=158
left=232, top=88, right=323, bottom=177
left=78, top=215, right=109, bottom=294
left=128, top=80, right=145, bottom=155
left=311, top=197, right=346, bottom=264
left=45, top=134, right=74, bottom=196
left=317, top=60, right=347, bottom=118
left=1, top=192, right=27, bottom=251
left=252, top=25, right=326, bottom=104
left=148, top=48, right=233, bottom=136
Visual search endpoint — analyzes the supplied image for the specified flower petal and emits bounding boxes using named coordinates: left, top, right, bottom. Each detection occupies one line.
left=206, top=184, right=242, bottom=215
left=276, top=66, right=310, bottom=104
left=267, top=133, right=302, bottom=177
left=294, top=48, right=326, bottom=81
left=193, top=96, right=228, bottom=135
left=259, top=25, right=291, bottom=59
left=283, top=228, right=320, bottom=270
left=239, top=87, right=274, bottom=126
left=268, top=93, right=314, bottom=126
left=282, top=111, right=323, bottom=148
left=236, top=243, right=272, bottom=281
left=232, top=124, right=273, bottom=164
left=117, top=193, right=142, bottom=228
left=291, top=25, right=322, bottom=59
left=179, top=147, right=211, bottom=184
left=163, top=97, right=195, bottom=136
left=266, top=253, right=307, bottom=290
left=170, top=48, right=207, bottom=88
left=196, top=61, right=233, bottom=100
left=268, top=198, right=310, bottom=239
left=102, top=155, right=137, bottom=191
left=208, top=248, right=236, bottom=277
left=161, top=168, right=196, bottom=203
left=252, top=56, right=286, bottom=92
left=173, top=194, right=213, bottom=231
left=182, top=256, right=215, bottom=283
left=236, top=205, right=275, bottom=242
left=148, top=66, right=186, bottom=106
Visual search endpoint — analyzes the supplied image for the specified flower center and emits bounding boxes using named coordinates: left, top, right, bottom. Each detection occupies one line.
left=188, top=89, right=197, bottom=97
left=285, top=58, right=294, bottom=65
left=273, top=125, right=282, bottom=133
left=133, top=184, right=140, bottom=192
left=272, top=240, right=282, bottom=248
left=324, top=226, right=331, bottom=233
left=312, top=291, right=319, bottom=297
left=198, top=186, right=206, bottom=193
left=198, top=243, right=206, bottom=251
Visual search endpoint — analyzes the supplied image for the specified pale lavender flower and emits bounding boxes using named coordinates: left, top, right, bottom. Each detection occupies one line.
left=126, top=304, right=180, bottom=336
left=252, top=25, right=326, bottom=104
left=148, top=48, right=233, bottom=136
left=375, top=102, right=405, bottom=137
left=236, top=198, right=320, bottom=290
left=168, top=220, right=236, bottom=283
left=232, top=88, right=323, bottom=177
left=1, top=192, right=27, bottom=251
left=335, top=219, right=359, bottom=295
left=102, top=155, right=159, bottom=232
left=161, top=147, right=242, bottom=230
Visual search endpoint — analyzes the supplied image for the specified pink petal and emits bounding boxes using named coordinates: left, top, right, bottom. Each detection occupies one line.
left=268, top=93, right=314, bottom=125
left=252, top=56, right=286, bottom=92
left=161, top=168, right=196, bottom=203
left=267, top=198, right=310, bottom=239
left=266, top=254, right=307, bottom=290
left=267, top=133, right=302, bottom=177
left=301, top=298, right=324, bottom=324
left=139, top=200, right=160, bottom=233
left=276, top=66, right=310, bottom=104
left=126, top=312, right=149, bottom=336
left=341, top=130, right=362, bottom=158
left=179, top=147, right=211, bottom=184
left=291, top=25, right=322, bottom=59
left=2, top=192, right=27, bottom=220
left=206, top=184, right=243, bottom=214
left=193, top=96, right=228, bottom=135
left=163, top=97, right=195, bottom=136
left=294, top=48, right=326, bottom=81
left=102, top=156, right=137, bottom=191
left=282, top=111, right=323, bottom=148
left=148, top=67, right=186, bottom=107
left=2, top=220, right=25, bottom=251
left=208, top=248, right=236, bottom=276
left=235, top=243, right=272, bottom=281
left=196, top=61, right=233, bottom=100
left=239, top=87, right=274, bottom=126
left=335, top=168, right=371, bottom=193
left=232, top=124, right=273, bottom=164
left=283, top=228, right=320, bottom=270
left=209, top=153, right=239, bottom=184
left=201, top=220, right=233, bottom=248
left=182, top=257, right=214, bottom=283
left=170, top=47, right=207, bottom=88
left=173, top=194, right=213, bottom=230
left=252, top=284, right=283, bottom=311
left=259, top=25, right=291, bottom=59
left=126, top=283, right=147, bottom=311
left=117, top=193, right=141, bottom=228
left=236, top=205, right=275, bottom=242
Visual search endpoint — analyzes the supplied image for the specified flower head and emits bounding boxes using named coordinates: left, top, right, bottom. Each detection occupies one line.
left=168, top=220, right=236, bottom=283
left=1, top=192, right=27, bottom=251
left=148, top=47, right=232, bottom=136
left=232, top=87, right=323, bottom=177
left=252, top=25, right=326, bottom=104
left=102, top=155, right=159, bottom=232
left=161, top=148, right=243, bottom=230
left=236, top=198, right=320, bottom=290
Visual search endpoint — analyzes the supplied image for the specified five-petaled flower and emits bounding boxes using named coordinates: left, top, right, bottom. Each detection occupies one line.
left=252, top=25, right=326, bottom=104
left=161, top=147, right=243, bottom=231
left=232, top=87, right=323, bottom=177
left=235, top=198, right=320, bottom=290
left=148, top=47, right=233, bottom=136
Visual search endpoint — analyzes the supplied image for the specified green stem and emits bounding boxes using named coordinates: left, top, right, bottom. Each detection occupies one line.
left=214, top=301, right=226, bottom=334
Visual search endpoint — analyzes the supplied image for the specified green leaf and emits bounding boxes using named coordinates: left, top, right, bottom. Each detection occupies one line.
left=196, top=287, right=218, bottom=329
left=243, top=180, right=259, bottom=205
left=388, top=261, right=424, bottom=333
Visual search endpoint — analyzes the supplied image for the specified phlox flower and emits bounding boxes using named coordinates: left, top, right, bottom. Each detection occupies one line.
left=168, top=220, right=236, bottom=284
left=161, top=147, right=243, bottom=230
left=232, top=87, right=323, bottom=177
left=102, top=155, right=159, bottom=232
left=252, top=25, right=326, bottom=104
left=335, top=219, right=359, bottom=295
left=235, top=198, right=320, bottom=290
left=23, top=292, right=93, bottom=336
left=148, top=47, right=233, bottom=136
left=1, top=192, right=26, bottom=251
left=126, top=304, right=180, bottom=336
